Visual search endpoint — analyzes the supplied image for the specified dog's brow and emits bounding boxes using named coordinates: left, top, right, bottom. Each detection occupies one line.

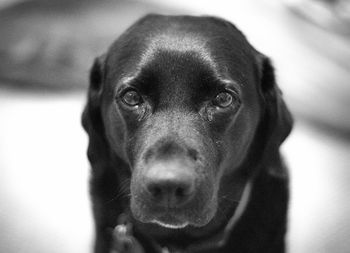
left=119, top=76, right=137, bottom=86
left=220, top=79, right=239, bottom=86
left=219, top=79, right=242, bottom=91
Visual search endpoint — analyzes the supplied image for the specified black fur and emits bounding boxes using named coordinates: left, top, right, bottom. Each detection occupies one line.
left=82, top=14, right=293, bottom=253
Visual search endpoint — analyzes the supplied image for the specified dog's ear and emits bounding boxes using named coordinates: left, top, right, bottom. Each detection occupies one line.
left=256, top=54, right=293, bottom=171
left=82, top=54, right=110, bottom=175
left=82, top=55, right=128, bottom=251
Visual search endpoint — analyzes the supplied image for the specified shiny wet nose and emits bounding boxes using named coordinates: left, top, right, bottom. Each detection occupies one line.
left=144, top=159, right=196, bottom=208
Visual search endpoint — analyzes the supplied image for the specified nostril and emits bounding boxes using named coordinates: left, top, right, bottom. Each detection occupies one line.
left=147, top=183, right=162, bottom=199
left=187, top=148, right=199, bottom=161
left=175, top=186, right=193, bottom=198
left=176, top=180, right=195, bottom=197
left=175, top=187, right=185, bottom=198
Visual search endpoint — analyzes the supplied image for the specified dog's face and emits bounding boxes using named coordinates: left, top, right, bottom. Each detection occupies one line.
left=84, top=15, right=292, bottom=235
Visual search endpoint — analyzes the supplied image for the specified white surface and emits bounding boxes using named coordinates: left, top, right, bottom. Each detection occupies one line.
left=0, top=89, right=93, bottom=253
left=284, top=123, right=350, bottom=253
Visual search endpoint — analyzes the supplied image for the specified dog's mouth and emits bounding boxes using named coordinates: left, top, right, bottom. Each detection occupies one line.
left=134, top=210, right=212, bottom=229
left=150, top=214, right=189, bottom=229
left=130, top=194, right=217, bottom=230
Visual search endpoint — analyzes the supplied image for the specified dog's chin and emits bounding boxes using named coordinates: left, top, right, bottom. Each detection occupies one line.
left=131, top=202, right=216, bottom=230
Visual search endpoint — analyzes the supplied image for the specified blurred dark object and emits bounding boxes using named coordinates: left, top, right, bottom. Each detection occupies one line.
left=0, top=0, right=176, bottom=92
left=284, top=0, right=350, bottom=36
left=275, top=0, right=350, bottom=139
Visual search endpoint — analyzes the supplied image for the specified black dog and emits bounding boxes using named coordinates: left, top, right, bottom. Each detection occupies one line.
left=82, top=14, right=293, bottom=253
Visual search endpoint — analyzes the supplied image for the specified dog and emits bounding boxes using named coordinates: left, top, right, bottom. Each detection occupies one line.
left=82, top=14, right=293, bottom=253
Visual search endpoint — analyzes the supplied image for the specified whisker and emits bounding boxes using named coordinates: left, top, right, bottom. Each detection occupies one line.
left=220, top=195, right=239, bottom=204
left=217, top=195, right=241, bottom=220
left=104, top=178, right=131, bottom=204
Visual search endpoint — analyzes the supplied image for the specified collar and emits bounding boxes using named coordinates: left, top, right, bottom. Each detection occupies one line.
left=112, top=181, right=252, bottom=253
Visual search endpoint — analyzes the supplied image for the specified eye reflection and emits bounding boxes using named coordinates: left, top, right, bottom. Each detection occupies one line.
left=121, top=89, right=143, bottom=107
left=213, top=92, right=233, bottom=108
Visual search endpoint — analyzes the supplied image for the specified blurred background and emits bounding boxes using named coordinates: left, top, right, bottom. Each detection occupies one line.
left=0, top=0, right=349, bottom=252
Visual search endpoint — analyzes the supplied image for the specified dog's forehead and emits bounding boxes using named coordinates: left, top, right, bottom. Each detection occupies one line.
left=138, top=33, right=219, bottom=73
left=106, top=15, right=257, bottom=92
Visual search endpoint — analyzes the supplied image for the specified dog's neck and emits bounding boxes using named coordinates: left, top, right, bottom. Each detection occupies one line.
left=112, top=181, right=253, bottom=253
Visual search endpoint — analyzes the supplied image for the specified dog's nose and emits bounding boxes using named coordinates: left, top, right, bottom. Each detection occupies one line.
left=144, top=159, right=196, bottom=208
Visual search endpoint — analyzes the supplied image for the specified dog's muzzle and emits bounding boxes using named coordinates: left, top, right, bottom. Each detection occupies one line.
left=130, top=142, right=216, bottom=228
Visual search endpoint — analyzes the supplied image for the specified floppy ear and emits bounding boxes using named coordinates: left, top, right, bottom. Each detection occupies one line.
left=82, top=54, right=110, bottom=178
left=82, top=55, right=130, bottom=253
left=257, top=55, right=293, bottom=172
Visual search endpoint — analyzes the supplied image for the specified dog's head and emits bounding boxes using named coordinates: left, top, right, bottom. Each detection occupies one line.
left=83, top=15, right=292, bottom=235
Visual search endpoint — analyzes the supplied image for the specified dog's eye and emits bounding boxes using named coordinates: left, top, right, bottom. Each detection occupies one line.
left=213, top=92, right=233, bottom=108
left=121, top=89, right=143, bottom=106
